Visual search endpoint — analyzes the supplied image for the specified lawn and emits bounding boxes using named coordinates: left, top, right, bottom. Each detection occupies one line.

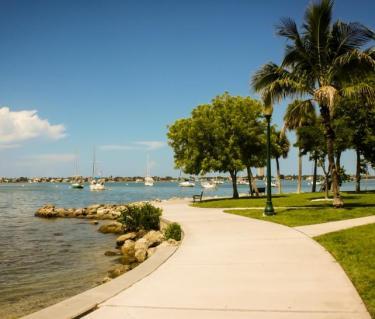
left=194, top=191, right=375, bottom=209
left=315, top=224, right=375, bottom=318
left=225, top=206, right=375, bottom=227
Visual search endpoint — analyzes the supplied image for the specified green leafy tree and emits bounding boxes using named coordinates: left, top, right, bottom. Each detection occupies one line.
left=252, top=0, right=375, bottom=207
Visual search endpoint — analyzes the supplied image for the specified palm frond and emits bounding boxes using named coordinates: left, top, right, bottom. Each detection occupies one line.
left=340, top=82, right=375, bottom=104
left=283, top=99, right=316, bottom=130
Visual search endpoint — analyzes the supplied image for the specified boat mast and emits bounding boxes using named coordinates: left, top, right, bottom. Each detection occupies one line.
left=92, top=147, right=96, bottom=179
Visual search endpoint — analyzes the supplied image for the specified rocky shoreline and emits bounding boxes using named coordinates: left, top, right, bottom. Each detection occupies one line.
left=35, top=202, right=181, bottom=283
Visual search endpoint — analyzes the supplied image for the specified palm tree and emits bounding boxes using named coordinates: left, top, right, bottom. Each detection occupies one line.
left=252, top=0, right=375, bottom=207
left=283, top=100, right=316, bottom=193
left=271, top=127, right=290, bottom=194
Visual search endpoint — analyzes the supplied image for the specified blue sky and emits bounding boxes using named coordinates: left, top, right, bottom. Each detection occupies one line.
left=0, top=0, right=374, bottom=177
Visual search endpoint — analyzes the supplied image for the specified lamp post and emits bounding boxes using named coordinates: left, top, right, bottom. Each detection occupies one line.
left=263, top=105, right=275, bottom=216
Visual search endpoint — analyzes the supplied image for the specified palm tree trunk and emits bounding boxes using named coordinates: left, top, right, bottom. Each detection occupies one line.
left=297, top=148, right=302, bottom=194
left=356, top=149, right=361, bottom=193
left=246, top=166, right=253, bottom=196
left=312, top=157, right=317, bottom=192
left=230, top=170, right=239, bottom=199
left=321, top=159, right=329, bottom=200
left=276, top=156, right=282, bottom=194
left=320, top=105, right=343, bottom=207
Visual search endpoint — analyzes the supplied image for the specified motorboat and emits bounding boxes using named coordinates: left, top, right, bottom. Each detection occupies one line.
left=71, top=182, right=84, bottom=189
left=179, top=181, right=195, bottom=187
left=201, top=181, right=216, bottom=189
left=90, top=179, right=105, bottom=191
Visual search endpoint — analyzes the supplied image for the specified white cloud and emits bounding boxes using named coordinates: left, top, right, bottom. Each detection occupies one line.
left=100, top=141, right=166, bottom=151
left=0, top=107, right=66, bottom=144
left=134, top=141, right=166, bottom=150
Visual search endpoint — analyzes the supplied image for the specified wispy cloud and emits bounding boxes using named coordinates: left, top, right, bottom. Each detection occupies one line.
left=99, top=141, right=166, bottom=151
left=134, top=141, right=166, bottom=150
left=0, top=144, right=21, bottom=150
left=0, top=107, right=66, bottom=145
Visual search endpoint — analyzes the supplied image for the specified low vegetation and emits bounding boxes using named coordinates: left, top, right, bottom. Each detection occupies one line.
left=315, top=224, right=375, bottom=318
left=164, top=222, right=182, bottom=241
left=118, top=202, right=162, bottom=232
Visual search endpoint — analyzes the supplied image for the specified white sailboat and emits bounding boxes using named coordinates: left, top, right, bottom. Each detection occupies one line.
left=71, top=152, right=84, bottom=189
left=144, top=155, right=154, bottom=186
left=201, top=181, right=216, bottom=189
left=90, top=148, right=105, bottom=191
left=179, top=181, right=195, bottom=187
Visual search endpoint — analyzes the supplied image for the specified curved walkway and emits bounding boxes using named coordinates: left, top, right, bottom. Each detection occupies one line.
left=84, top=200, right=370, bottom=319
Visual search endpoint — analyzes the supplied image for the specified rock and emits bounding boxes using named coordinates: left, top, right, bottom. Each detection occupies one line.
left=135, top=238, right=149, bottom=251
left=104, top=250, right=120, bottom=256
left=121, top=240, right=135, bottom=256
left=116, top=232, right=137, bottom=246
left=89, top=220, right=99, bottom=225
left=107, top=264, right=130, bottom=278
left=101, top=276, right=111, bottom=284
left=147, top=247, right=156, bottom=257
left=137, top=229, right=147, bottom=238
left=135, top=248, right=147, bottom=262
left=97, top=207, right=110, bottom=219
left=143, top=230, right=163, bottom=247
left=129, top=262, right=140, bottom=270
left=98, top=222, right=124, bottom=234
left=87, top=204, right=101, bottom=212
left=35, top=205, right=59, bottom=218
left=118, top=255, right=136, bottom=265
left=167, top=239, right=179, bottom=246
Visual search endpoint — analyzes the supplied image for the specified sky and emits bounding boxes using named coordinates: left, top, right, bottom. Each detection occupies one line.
left=0, top=0, right=374, bottom=177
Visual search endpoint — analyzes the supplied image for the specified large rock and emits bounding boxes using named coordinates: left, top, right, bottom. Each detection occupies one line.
left=107, top=264, right=130, bottom=278
left=135, top=248, right=147, bottom=262
left=121, top=240, right=135, bottom=256
left=116, top=232, right=137, bottom=246
left=35, top=205, right=59, bottom=218
left=143, top=230, right=163, bottom=247
left=98, top=221, right=124, bottom=234
left=97, top=207, right=110, bottom=219
left=147, top=247, right=157, bottom=257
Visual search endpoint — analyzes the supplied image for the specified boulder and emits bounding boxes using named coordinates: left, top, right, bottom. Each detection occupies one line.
left=116, top=232, right=137, bottom=246
left=35, top=205, right=59, bottom=218
left=104, top=250, right=120, bottom=256
left=89, top=220, right=99, bottom=225
left=98, top=222, right=124, bottom=234
left=121, top=240, right=135, bottom=256
left=135, top=248, right=147, bottom=262
left=135, top=238, right=149, bottom=251
left=107, top=264, right=130, bottom=278
left=143, top=230, right=163, bottom=247
left=97, top=207, right=110, bottom=219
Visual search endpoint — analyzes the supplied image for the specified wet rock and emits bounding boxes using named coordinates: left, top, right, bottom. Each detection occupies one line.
left=147, top=247, right=157, bottom=257
left=100, top=276, right=111, bottom=284
left=107, top=264, right=130, bottom=278
left=98, top=221, right=124, bottom=234
left=35, top=205, right=59, bottom=218
left=135, top=238, right=149, bottom=251
left=116, top=232, right=137, bottom=246
left=104, top=250, right=120, bottom=256
left=135, top=248, right=147, bottom=262
left=89, top=220, right=99, bottom=225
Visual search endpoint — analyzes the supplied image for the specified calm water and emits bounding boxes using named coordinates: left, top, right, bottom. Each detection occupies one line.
left=0, top=180, right=374, bottom=318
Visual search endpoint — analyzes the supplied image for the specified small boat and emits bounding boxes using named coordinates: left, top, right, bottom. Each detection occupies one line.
left=201, top=181, right=216, bottom=189
left=238, top=180, right=249, bottom=185
left=308, top=180, right=323, bottom=186
left=90, top=179, right=105, bottom=191
left=179, top=181, right=195, bottom=187
left=71, top=182, right=84, bottom=189
left=144, top=155, right=154, bottom=186
left=71, top=152, right=84, bottom=189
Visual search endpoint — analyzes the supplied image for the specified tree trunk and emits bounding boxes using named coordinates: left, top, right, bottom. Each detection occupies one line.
left=356, top=149, right=361, bottom=193
left=276, top=157, right=282, bottom=194
left=320, top=105, right=343, bottom=207
left=249, top=167, right=259, bottom=197
left=297, top=148, right=302, bottom=194
left=312, top=157, right=317, bottom=192
left=230, top=170, right=239, bottom=199
left=321, top=159, right=329, bottom=200
left=246, top=166, right=253, bottom=196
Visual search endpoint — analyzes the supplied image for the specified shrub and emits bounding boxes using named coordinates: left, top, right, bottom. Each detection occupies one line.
left=118, top=203, right=162, bottom=232
left=164, top=222, right=182, bottom=241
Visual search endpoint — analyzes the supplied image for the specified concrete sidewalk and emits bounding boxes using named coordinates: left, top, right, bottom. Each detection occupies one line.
left=84, top=201, right=370, bottom=319
left=294, top=215, right=375, bottom=237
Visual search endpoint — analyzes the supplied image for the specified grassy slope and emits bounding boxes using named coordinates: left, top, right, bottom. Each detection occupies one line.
left=194, top=191, right=375, bottom=208
left=315, top=224, right=375, bottom=318
left=225, top=207, right=375, bottom=227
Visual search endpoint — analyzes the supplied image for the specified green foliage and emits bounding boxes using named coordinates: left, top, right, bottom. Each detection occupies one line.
left=118, top=203, right=162, bottom=232
left=164, top=222, right=182, bottom=241
left=167, top=92, right=266, bottom=198
left=316, top=224, right=375, bottom=318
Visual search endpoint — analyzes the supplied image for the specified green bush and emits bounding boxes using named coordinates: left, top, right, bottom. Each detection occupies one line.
left=164, top=222, right=182, bottom=241
left=118, top=202, right=162, bottom=232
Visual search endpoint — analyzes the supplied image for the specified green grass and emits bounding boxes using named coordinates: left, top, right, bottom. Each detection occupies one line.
left=225, top=207, right=375, bottom=227
left=315, top=224, right=375, bottom=318
left=194, top=191, right=375, bottom=209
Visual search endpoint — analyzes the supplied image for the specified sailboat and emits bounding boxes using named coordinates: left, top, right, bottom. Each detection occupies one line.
left=90, top=148, right=105, bottom=191
left=144, top=155, right=154, bottom=186
left=71, top=152, right=84, bottom=189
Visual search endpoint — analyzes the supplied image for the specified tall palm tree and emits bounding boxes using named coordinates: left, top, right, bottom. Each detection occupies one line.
left=252, top=0, right=375, bottom=207
left=283, top=100, right=316, bottom=193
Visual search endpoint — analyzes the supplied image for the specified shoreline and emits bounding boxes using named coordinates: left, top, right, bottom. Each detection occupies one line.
left=19, top=200, right=185, bottom=319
